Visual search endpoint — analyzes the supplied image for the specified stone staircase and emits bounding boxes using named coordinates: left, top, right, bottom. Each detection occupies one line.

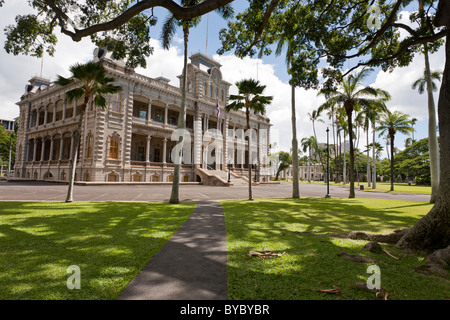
left=195, top=167, right=248, bottom=186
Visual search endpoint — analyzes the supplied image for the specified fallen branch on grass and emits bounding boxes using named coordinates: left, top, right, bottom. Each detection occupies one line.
left=313, top=286, right=341, bottom=294
left=248, top=250, right=285, bottom=258
left=328, top=229, right=410, bottom=244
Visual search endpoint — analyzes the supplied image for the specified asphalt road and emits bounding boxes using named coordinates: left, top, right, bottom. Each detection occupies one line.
left=0, top=180, right=431, bottom=202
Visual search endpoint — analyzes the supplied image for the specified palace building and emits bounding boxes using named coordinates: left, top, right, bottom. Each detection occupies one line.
left=13, top=48, right=272, bottom=184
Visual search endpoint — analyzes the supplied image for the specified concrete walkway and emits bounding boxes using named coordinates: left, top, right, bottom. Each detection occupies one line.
left=117, top=201, right=228, bottom=300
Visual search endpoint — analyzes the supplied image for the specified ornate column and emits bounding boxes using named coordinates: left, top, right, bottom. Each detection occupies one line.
left=147, top=99, right=152, bottom=121
left=33, top=139, right=37, bottom=161
left=62, top=99, right=67, bottom=120
left=164, top=104, right=168, bottom=125
left=162, top=138, right=167, bottom=164
left=41, top=139, right=45, bottom=161
left=44, top=106, right=48, bottom=125
left=73, top=99, right=77, bottom=118
left=49, top=137, right=54, bottom=161
left=70, top=133, right=75, bottom=160
left=59, top=136, right=64, bottom=160
left=52, top=104, right=57, bottom=122
left=146, top=135, right=151, bottom=162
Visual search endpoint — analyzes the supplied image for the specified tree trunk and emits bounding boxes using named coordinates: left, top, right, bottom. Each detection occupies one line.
left=396, top=28, right=450, bottom=252
left=332, top=115, right=338, bottom=183
left=372, top=121, right=377, bottom=189
left=424, top=45, right=440, bottom=203
left=66, top=105, right=86, bottom=202
left=338, top=130, right=342, bottom=183
left=366, top=127, right=371, bottom=187
left=343, top=132, right=347, bottom=185
left=390, top=134, right=395, bottom=192
left=169, top=25, right=189, bottom=204
left=246, top=107, right=253, bottom=200
left=346, top=108, right=355, bottom=198
left=291, top=83, right=300, bottom=198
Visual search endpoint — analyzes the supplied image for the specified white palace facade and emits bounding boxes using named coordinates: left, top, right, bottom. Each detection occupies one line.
left=13, top=48, right=272, bottom=184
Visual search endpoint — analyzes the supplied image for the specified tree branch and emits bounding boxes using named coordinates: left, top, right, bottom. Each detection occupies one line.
left=43, top=0, right=234, bottom=42
left=341, top=29, right=447, bottom=77
left=243, top=0, right=280, bottom=55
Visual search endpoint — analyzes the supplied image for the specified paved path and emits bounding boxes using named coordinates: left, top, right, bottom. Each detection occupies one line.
left=117, top=201, right=227, bottom=300
left=0, top=180, right=431, bottom=202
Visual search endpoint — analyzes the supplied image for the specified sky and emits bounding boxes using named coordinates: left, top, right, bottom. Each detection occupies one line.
left=0, top=0, right=445, bottom=158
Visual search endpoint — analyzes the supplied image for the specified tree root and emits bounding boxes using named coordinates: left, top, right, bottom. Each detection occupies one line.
left=326, top=228, right=410, bottom=244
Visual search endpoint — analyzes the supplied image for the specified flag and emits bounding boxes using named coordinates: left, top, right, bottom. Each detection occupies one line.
left=216, top=96, right=220, bottom=118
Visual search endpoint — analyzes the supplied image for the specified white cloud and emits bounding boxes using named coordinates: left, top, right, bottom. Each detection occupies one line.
left=370, top=47, right=444, bottom=121
left=135, top=39, right=184, bottom=85
left=0, top=1, right=95, bottom=121
left=215, top=54, right=326, bottom=152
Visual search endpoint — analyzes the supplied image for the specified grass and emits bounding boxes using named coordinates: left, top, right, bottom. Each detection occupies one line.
left=220, top=197, right=449, bottom=300
left=300, top=180, right=431, bottom=195
left=0, top=201, right=195, bottom=300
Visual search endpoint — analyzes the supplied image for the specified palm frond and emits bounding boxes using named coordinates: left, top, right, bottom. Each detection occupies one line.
left=161, top=14, right=178, bottom=50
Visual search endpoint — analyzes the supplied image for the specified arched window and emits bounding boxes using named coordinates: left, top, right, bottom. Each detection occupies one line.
left=210, top=85, right=213, bottom=97
left=215, top=87, right=219, bottom=99
left=221, top=90, right=225, bottom=102
left=109, top=134, right=119, bottom=159
left=203, top=82, right=207, bottom=95
left=86, top=133, right=93, bottom=159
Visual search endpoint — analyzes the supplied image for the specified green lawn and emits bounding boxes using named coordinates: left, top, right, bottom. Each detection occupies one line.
left=220, top=197, right=449, bottom=300
left=1, top=198, right=448, bottom=300
left=300, top=180, right=431, bottom=195
left=0, top=201, right=195, bottom=300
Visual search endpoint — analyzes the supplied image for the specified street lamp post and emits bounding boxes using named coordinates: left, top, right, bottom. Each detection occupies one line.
left=227, top=156, right=232, bottom=183
left=325, top=127, right=331, bottom=198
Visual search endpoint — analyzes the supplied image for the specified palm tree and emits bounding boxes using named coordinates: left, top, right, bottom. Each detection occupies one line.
left=300, top=136, right=317, bottom=183
left=307, top=109, right=325, bottom=170
left=376, top=110, right=415, bottom=192
left=161, top=0, right=233, bottom=204
left=275, top=39, right=300, bottom=198
left=226, top=79, right=273, bottom=200
left=318, top=68, right=390, bottom=198
left=55, top=62, right=121, bottom=202
left=412, top=69, right=442, bottom=203
left=359, top=101, right=388, bottom=188
left=318, top=101, right=340, bottom=182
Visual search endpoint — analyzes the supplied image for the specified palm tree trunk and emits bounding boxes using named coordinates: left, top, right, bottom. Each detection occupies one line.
left=66, top=105, right=86, bottom=202
left=390, top=134, right=395, bottom=192
left=366, top=127, right=371, bottom=187
left=246, top=107, right=253, bottom=200
left=397, top=26, right=450, bottom=252
left=332, top=115, right=337, bottom=183
left=372, top=121, right=377, bottom=189
left=346, top=110, right=355, bottom=198
left=169, top=25, right=189, bottom=204
left=343, top=131, right=347, bottom=185
left=291, top=83, right=300, bottom=198
left=338, top=130, right=342, bottom=183
left=424, top=45, right=440, bottom=203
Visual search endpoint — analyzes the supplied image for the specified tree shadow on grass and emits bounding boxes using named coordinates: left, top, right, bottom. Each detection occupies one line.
left=221, top=197, right=447, bottom=300
left=0, top=201, right=195, bottom=300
